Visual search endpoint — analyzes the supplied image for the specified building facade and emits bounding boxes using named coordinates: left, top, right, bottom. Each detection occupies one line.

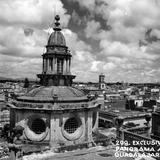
left=151, top=110, right=160, bottom=140
left=8, top=15, right=99, bottom=149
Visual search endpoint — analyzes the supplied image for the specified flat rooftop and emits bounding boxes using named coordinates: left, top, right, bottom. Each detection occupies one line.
left=100, top=109, right=146, bottom=119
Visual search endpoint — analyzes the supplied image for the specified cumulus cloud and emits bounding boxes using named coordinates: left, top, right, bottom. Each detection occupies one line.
left=85, top=20, right=101, bottom=39
left=63, top=29, right=91, bottom=53
left=0, top=26, right=47, bottom=58
left=71, top=10, right=82, bottom=25
left=24, top=28, right=34, bottom=36
left=62, top=29, right=99, bottom=81
left=1, top=0, right=160, bottom=82
left=0, top=0, right=70, bottom=28
left=0, top=54, right=41, bottom=78
left=82, top=0, right=160, bottom=82
left=0, top=0, right=71, bottom=79
left=69, top=0, right=96, bottom=12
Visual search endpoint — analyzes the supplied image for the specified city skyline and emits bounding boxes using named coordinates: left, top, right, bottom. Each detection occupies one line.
left=0, top=0, right=160, bottom=83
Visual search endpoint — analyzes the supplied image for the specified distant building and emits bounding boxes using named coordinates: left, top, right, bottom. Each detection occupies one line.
left=99, top=109, right=147, bottom=129
left=151, top=88, right=159, bottom=100
left=151, top=110, right=160, bottom=140
left=99, top=73, right=106, bottom=90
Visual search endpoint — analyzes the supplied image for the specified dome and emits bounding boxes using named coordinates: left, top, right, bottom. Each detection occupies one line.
left=47, top=31, right=66, bottom=46
left=17, top=86, right=87, bottom=102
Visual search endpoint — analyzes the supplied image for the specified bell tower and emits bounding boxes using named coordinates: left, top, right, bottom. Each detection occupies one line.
left=37, top=15, right=76, bottom=86
left=99, top=73, right=106, bottom=90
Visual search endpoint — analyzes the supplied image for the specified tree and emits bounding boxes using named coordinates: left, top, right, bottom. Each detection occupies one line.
left=24, top=78, right=29, bottom=88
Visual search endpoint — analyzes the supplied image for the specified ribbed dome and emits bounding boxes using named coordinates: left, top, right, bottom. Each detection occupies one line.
left=47, top=31, right=66, bottom=46
left=17, top=86, right=87, bottom=102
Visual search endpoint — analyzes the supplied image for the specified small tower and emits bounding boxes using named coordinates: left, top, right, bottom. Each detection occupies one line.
left=37, top=15, right=75, bottom=86
left=99, top=73, right=106, bottom=90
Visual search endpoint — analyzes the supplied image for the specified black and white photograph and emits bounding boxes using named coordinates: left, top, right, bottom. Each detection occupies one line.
left=0, top=0, right=160, bottom=159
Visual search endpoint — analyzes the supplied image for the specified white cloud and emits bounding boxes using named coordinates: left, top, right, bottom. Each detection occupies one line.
left=0, top=26, right=47, bottom=58
left=1, top=0, right=160, bottom=82
left=0, top=54, right=41, bottom=78
left=63, top=29, right=91, bottom=53
left=0, top=0, right=70, bottom=28
left=69, top=0, right=96, bottom=11
left=85, top=20, right=101, bottom=39
left=0, top=0, right=71, bottom=79
left=83, top=0, right=160, bottom=82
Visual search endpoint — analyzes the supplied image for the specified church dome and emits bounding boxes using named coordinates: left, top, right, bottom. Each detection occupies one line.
left=16, top=86, right=87, bottom=102
left=47, top=31, right=66, bottom=46
left=47, top=15, right=66, bottom=46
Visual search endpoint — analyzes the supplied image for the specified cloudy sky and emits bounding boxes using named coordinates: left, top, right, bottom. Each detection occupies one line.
left=0, top=0, right=160, bottom=83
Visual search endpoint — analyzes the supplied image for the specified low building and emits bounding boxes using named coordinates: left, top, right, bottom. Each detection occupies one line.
left=151, top=109, right=160, bottom=140
left=99, top=109, right=147, bottom=129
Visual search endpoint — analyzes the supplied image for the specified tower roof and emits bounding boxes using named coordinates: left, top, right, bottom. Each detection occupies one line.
left=47, top=15, right=66, bottom=46
left=47, top=31, right=66, bottom=46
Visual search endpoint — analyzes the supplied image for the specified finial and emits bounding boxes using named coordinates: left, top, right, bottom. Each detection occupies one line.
left=55, top=15, right=60, bottom=27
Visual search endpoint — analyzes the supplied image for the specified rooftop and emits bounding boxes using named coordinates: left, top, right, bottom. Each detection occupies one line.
left=47, top=15, right=66, bottom=47
left=16, top=86, right=88, bottom=102
left=22, top=145, right=134, bottom=160
left=47, top=31, right=66, bottom=47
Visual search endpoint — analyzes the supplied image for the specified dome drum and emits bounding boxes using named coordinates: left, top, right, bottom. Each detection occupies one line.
left=9, top=100, right=98, bottom=112
left=9, top=101, right=99, bottom=147
left=42, top=53, right=72, bottom=59
left=37, top=74, right=75, bottom=86
left=45, top=45, right=69, bottom=55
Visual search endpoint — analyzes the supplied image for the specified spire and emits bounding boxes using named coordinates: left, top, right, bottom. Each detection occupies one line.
left=48, top=14, right=66, bottom=46
left=37, top=15, right=76, bottom=86
left=54, top=15, right=61, bottom=31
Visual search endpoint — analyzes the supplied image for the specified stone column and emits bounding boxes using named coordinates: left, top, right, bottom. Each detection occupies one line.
left=85, top=111, right=93, bottom=147
left=55, top=58, right=57, bottom=74
left=69, top=59, right=71, bottom=74
left=52, top=57, right=56, bottom=74
left=49, top=58, right=52, bottom=72
left=42, top=58, right=44, bottom=73
left=65, top=60, right=67, bottom=74
left=43, top=58, right=46, bottom=73
left=46, top=58, right=48, bottom=72
left=51, top=58, right=53, bottom=71
left=145, top=114, right=151, bottom=137
left=66, top=59, right=69, bottom=74
left=115, top=116, right=124, bottom=139
left=48, top=58, right=50, bottom=73
left=62, top=59, right=65, bottom=74
left=50, top=114, right=60, bottom=149
left=65, top=59, right=67, bottom=74
left=48, top=58, right=50, bottom=72
left=44, top=58, right=47, bottom=73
